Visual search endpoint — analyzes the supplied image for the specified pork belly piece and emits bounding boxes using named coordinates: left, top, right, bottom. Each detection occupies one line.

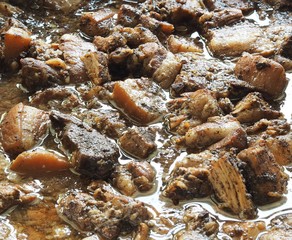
left=208, top=23, right=292, bottom=58
left=170, top=53, right=253, bottom=98
left=30, top=86, right=81, bottom=112
left=209, top=152, right=256, bottom=219
left=198, top=8, right=243, bottom=32
left=127, top=41, right=182, bottom=88
left=203, top=0, right=254, bottom=13
left=185, top=115, right=246, bottom=150
left=263, top=134, right=292, bottom=165
left=57, top=184, right=150, bottom=240
left=93, top=30, right=127, bottom=53
left=166, top=89, right=222, bottom=135
left=163, top=151, right=218, bottom=204
left=235, top=54, right=287, bottom=99
left=175, top=205, right=219, bottom=239
left=59, top=34, right=97, bottom=83
left=81, top=51, right=111, bottom=85
left=222, top=221, right=266, bottom=240
left=167, top=35, right=203, bottom=53
left=119, top=126, right=157, bottom=159
left=28, top=39, right=63, bottom=61
left=232, top=92, right=282, bottom=123
left=117, top=4, right=142, bottom=28
left=112, top=78, right=167, bottom=124
left=0, top=181, right=39, bottom=213
left=112, top=161, right=155, bottom=196
left=20, top=58, right=66, bottom=92
left=260, top=213, right=292, bottom=240
left=80, top=9, right=116, bottom=37
left=237, top=145, right=288, bottom=205
left=50, top=111, right=119, bottom=179
left=141, top=0, right=206, bottom=25
left=0, top=103, right=49, bottom=156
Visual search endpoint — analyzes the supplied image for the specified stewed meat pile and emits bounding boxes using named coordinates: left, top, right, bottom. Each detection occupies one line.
left=0, top=0, right=291, bottom=239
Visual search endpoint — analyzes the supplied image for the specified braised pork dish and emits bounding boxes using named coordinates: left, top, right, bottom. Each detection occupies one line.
left=0, top=0, right=292, bottom=239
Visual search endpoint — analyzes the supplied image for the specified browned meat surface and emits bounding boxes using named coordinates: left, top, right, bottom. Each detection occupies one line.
left=166, top=89, right=222, bottom=135
left=117, top=4, right=141, bottom=28
left=263, top=134, right=292, bottom=165
left=198, top=8, right=243, bottom=32
left=80, top=9, right=116, bottom=37
left=207, top=23, right=292, bottom=58
left=222, top=221, right=266, bottom=239
left=163, top=151, right=218, bottom=204
left=50, top=111, right=119, bottom=178
left=20, top=57, right=66, bottom=92
left=260, top=213, right=292, bottom=240
left=238, top=145, right=288, bottom=204
left=57, top=184, right=150, bottom=240
left=59, top=34, right=96, bottom=83
left=232, top=92, right=283, bottom=123
left=112, top=78, right=167, bottom=124
left=203, top=0, right=254, bottom=13
left=0, top=103, right=49, bottom=156
left=112, top=161, right=155, bottom=196
left=0, top=181, right=38, bottom=213
left=209, top=152, right=256, bottom=219
left=30, top=86, right=82, bottom=112
left=167, top=35, right=203, bottom=53
left=265, top=0, right=292, bottom=8
left=93, top=30, right=127, bottom=53
left=175, top=205, right=219, bottom=239
left=170, top=53, right=253, bottom=98
left=119, top=127, right=157, bottom=159
left=128, top=42, right=181, bottom=88
left=81, top=51, right=111, bottom=85
left=141, top=0, right=206, bottom=26
left=185, top=115, right=245, bottom=150
left=235, top=54, right=288, bottom=99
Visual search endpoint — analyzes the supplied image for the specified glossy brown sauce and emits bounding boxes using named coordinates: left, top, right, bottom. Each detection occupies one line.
left=0, top=1, right=292, bottom=239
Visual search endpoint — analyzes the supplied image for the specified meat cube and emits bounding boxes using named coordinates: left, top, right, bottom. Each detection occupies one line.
left=117, top=4, right=142, bottom=27
left=166, top=89, right=222, bottom=135
left=57, top=185, right=150, bottom=240
left=0, top=103, right=49, bottom=156
left=238, top=145, right=289, bottom=204
left=163, top=151, right=217, bottom=204
left=203, top=0, right=254, bottom=13
left=198, top=8, right=243, bottom=32
left=185, top=115, right=244, bottom=150
left=139, top=15, right=174, bottom=35
left=208, top=152, right=256, bottom=219
left=141, top=0, right=206, bottom=25
left=264, top=134, right=292, bottom=165
left=81, top=51, right=111, bottom=85
left=222, top=221, right=266, bottom=239
left=80, top=9, right=116, bottom=37
left=112, top=161, right=155, bottom=196
left=93, top=31, right=127, bottom=53
left=4, top=26, right=31, bottom=60
left=235, top=54, right=288, bottom=99
left=20, top=58, right=65, bottom=92
left=50, top=111, right=119, bottom=178
left=30, top=86, right=81, bottom=112
left=119, top=127, right=157, bottom=159
left=175, top=205, right=219, bottom=239
left=279, top=35, right=292, bottom=59
left=170, top=53, right=252, bottom=98
left=59, top=34, right=97, bottom=83
left=207, top=23, right=292, bottom=58
left=0, top=183, right=20, bottom=213
left=112, top=78, right=167, bottom=124
left=167, top=35, right=203, bottom=53
left=232, top=92, right=283, bottom=123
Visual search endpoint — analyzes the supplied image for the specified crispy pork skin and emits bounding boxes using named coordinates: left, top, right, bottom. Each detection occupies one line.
left=235, top=54, right=288, bottom=99
left=238, top=145, right=288, bottom=204
left=209, top=152, right=256, bottom=219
